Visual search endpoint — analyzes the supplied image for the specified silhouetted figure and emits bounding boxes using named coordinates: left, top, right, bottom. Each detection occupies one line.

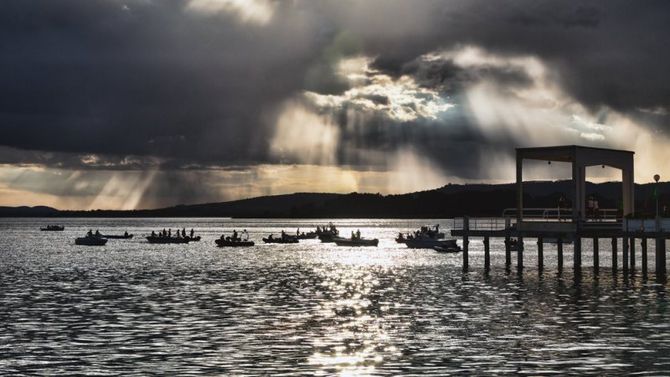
left=168, top=229, right=171, bottom=237
left=87, top=229, right=93, bottom=237
left=151, top=231, right=156, bottom=237
left=190, top=229, right=194, bottom=238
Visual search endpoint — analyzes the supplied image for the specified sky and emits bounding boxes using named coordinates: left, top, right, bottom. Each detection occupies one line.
left=1, top=0, right=670, bottom=210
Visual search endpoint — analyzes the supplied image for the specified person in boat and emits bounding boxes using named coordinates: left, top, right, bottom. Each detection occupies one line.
left=87, top=229, right=93, bottom=237
left=124, top=231, right=128, bottom=237
left=233, top=230, right=238, bottom=241
left=356, top=229, right=361, bottom=240
left=168, top=229, right=172, bottom=237
left=351, top=231, right=356, bottom=240
left=151, top=230, right=156, bottom=237
left=268, top=234, right=274, bottom=241
left=190, top=229, right=195, bottom=238
left=95, top=230, right=101, bottom=237
left=242, top=230, right=248, bottom=241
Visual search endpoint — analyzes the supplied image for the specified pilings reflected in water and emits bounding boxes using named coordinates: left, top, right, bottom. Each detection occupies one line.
left=454, top=217, right=669, bottom=281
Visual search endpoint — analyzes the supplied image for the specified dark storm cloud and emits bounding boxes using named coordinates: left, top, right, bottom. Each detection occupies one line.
left=1, top=0, right=670, bottom=174
left=0, top=0, right=330, bottom=167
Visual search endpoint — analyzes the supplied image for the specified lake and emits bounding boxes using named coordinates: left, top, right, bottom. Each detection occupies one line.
left=0, top=218, right=668, bottom=375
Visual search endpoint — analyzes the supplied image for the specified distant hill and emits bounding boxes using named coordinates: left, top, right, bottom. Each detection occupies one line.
left=0, top=206, right=60, bottom=217
left=1, top=180, right=669, bottom=218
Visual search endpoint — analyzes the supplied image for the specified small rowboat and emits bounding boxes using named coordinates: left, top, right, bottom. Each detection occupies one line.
left=41, top=225, right=64, bottom=231
left=433, top=240, right=461, bottom=253
left=262, top=237, right=299, bottom=244
left=334, top=237, right=379, bottom=247
left=297, top=232, right=318, bottom=240
left=146, top=236, right=190, bottom=244
left=75, top=236, right=107, bottom=246
left=215, top=239, right=255, bottom=247
left=318, top=233, right=339, bottom=243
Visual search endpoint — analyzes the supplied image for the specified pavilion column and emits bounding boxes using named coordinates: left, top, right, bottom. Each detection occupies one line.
left=622, top=161, right=635, bottom=217
left=516, top=155, right=523, bottom=224
left=572, top=162, right=585, bottom=222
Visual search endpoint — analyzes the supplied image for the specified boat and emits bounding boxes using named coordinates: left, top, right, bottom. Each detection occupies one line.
left=297, top=232, right=318, bottom=240
left=405, top=237, right=459, bottom=249
left=41, top=225, right=64, bottom=231
left=185, top=236, right=201, bottom=242
left=316, top=224, right=340, bottom=242
left=215, top=238, right=255, bottom=247
left=146, top=236, right=190, bottom=244
left=262, top=233, right=299, bottom=244
left=75, top=235, right=108, bottom=246
left=505, top=238, right=520, bottom=251
left=334, top=237, right=379, bottom=247
left=102, top=233, right=133, bottom=239
left=216, top=232, right=254, bottom=247
left=433, top=240, right=461, bottom=253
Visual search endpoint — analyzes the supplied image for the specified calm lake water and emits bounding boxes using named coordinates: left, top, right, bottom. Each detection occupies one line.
left=0, top=218, right=669, bottom=375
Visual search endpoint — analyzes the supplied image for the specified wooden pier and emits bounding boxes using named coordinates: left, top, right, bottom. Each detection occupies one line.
left=451, top=146, right=668, bottom=279
left=452, top=220, right=669, bottom=279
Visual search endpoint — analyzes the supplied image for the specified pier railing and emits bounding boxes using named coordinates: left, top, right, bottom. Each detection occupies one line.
left=452, top=217, right=512, bottom=231
left=501, top=208, right=619, bottom=222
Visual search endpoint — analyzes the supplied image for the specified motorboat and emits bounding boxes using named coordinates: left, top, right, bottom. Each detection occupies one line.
left=334, top=237, right=379, bottom=247
left=146, top=236, right=190, bottom=244
left=405, top=237, right=458, bottom=249
left=216, top=238, right=255, bottom=247
left=185, top=236, right=201, bottom=242
left=433, top=240, right=461, bottom=253
left=75, top=235, right=107, bottom=246
left=318, top=233, right=339, bottom=242
left=316, top=224, right=339, bottom=242
left=297, top=232, right=318, bottom=240
left=263, top=235, right=299, bottom=244
left=41, top=225, right=64, bottom=231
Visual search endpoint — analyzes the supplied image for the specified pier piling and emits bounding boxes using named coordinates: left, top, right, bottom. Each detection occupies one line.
left=611, top=238, right=618, bottom=274
left=483, top=237, right=490, bottom=272
left=593, top=237, right=599, bottom=274
left=630, top=237, right=636, bottom=272
left=505, top=237, right=511, bottom=271
left=517, top=237, right=524, bottom=272
left=641, top=238, right=648, bottom=277
left=462, top=217, right=469, bottom=272
left=623, top=237, right=629, bottom=275
left=557, top=238, right=564, bottom=273
left=537, top=237, right=544, bottom=271
left=656, top=237, right=666, bottom=277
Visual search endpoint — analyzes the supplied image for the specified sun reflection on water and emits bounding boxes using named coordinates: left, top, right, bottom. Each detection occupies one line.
left=308, top=265, right=402, bottom=375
